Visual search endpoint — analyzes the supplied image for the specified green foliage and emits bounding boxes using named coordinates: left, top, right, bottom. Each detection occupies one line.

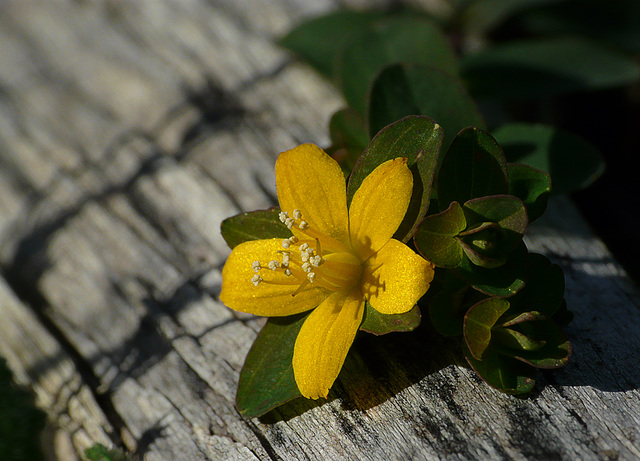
left=221, top=208, right=292, bottom=249
left=493, top=123, right=605, bottom=194
left=0, top=358, right=46, bottom=461
left=414, top=202, right=467, bottom=269
left=360, top=302, right=422, bottom=336
left=236, top=313, right=309, bottom=417
left=85, top=444, right=134, bottom=461
left=506, top=163, right=550, bottom=222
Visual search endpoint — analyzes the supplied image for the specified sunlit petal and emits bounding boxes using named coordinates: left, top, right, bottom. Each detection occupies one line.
left=362, top=239, right=434, bottom=314
left=292, top=288, right=364, bottom=399
left=349, top=158, right=413, bottom=260
left=276, top=144, right=350, bottom=250
left=220, top=239, right=330, bottom=316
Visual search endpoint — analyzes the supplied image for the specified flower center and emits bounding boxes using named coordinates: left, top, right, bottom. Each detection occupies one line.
left=250, top=209, right=362, bottom=294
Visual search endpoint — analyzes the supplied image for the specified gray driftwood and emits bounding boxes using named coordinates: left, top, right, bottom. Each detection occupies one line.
left=0, top=1, right=639, bottom=460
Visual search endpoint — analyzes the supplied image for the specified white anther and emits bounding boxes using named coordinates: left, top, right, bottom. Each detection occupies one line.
left=282, top=239, right=291, bottom=249
left=285, top=217, right=295, bottom=229
left=299, top=220, right=309, bottom=230
left=302, top=262, right=312, bottom=273
left=307, top=272, right=316, bottom=283
left=289, top=236, right=298, bottom=243
left=268, top=260, right=280, bottom=270
left=284, top=268, right=292, bottom=276
left=251, top=274, right=263, bottom=286
left=310, top=255, right=323, bottom=267
left=252, top=261, right=262, bottom=272
left=278, top=211, right=289, bottom=223
left=301, top=251, right=310, bottom=262
left=293, top=209, right=302, bottom=220
left=282, top=253, right=290, bottom=266
left=299, top=243, right=309, bottom=251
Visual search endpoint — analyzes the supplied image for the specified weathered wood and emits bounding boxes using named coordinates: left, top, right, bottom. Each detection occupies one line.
left=0, top=1, right=639, bottom=460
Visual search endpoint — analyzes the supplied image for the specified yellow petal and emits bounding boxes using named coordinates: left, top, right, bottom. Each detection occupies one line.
left=349, top=158, right=413, bottom=260
left=292, top=288, right=364, bottom=399
left=362, top=239, right=434, bottom=314
left=276, top=144, right=350, bottom=251
left=220, top=239, right=330, bottom=316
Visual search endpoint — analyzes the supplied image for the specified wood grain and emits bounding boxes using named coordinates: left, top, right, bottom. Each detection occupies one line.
left=1, top=1, right=639, bottom=459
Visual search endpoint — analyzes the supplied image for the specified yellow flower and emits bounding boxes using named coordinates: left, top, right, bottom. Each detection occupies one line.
left=220, top=144, right=434, bottom=399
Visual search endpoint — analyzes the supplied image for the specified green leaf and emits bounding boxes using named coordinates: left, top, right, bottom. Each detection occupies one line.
left=492, top=326, right=547, bottom=351
left=462, top=37, right=640, bottom=99
left=85, top=444, right=133, bottom=461
left=236, top=313, right=309, bottom=417
left=327, top=108, right=370, bottom=175
left=460, top=0, right=567, bottom=35
left=348, top=116, right=443, bottom=241
left=458, top=222, right=508, bottom=269
left=462, top=194, right=528, bottom=252
left=221, top=208, right=292, bottom=249
left=360, top=301, right=421, bottom=335
left=463, top=343, right=536, bottom=394
left=414, top=201, right=466, bottom=268
left=493, top=123, right=605, bottom=194
left=507, top=163, right=551, bottom=222
left=497, top=319, right=572, bottom=369
left=455, top=241, right=528, bottom=297
left=427, top=272, right=473, bottom=337
left=368, top=63, right=485, bottom=150
left=437, top=127, right=509, bottom=210
left=336, top=16, right=458, bottom=114
left=464, top=297, right=511, bottom=360
left=279, top=10, right=388, bottom=80
left=509, top=253, right=565, bottom=317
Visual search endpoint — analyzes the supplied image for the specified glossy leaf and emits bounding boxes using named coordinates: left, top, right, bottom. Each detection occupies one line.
left=493, top=123, right=605, bottom=194
left=464, top=297, right=511, bottom=360
left=368, top=63, right=485, bottom=150
left=221, top=208, right=292, bottom=249
left=463, top=343, right=536, bottom=394
left=414, top=201, right=467, bottom=268
left=348, top=116, right=443, bottom=241
left=327, top=108, right=369, bottom=174
left=336, top=16, right=458, bottom=114
left=462, top=37, right=640, bottom=99
left=437, top=127, right=509, bottom=210
left=360, top=301, right=421, bottom=335
left=455, top=242, right=528, bottom=297
left=236, top=313, right=308, bottom=417
left=279, top=10, right=388, bottom=79
left=492, top=326, right=547, bottom=351
left=507, top=163, right=551, bottom=222
left=458, top=222, right=508, bottom=269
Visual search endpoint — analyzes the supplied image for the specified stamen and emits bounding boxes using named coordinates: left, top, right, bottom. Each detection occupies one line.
left=278, top=211, right=289, bottom=223
left=252, top=261, right=262, bottom=272
left=282, top=239, right=290, bottom=249
left=293, top=209, right=302, bottom=220
left=307, top=272, right=316, bottom=283
left=268, top=260, right=280, bottom=270
left=284, top=268, right=292, bottom=276
left=285, top=217, right=295, bottom=229
left=299, top=243, right=309, bottom=251
left=310, top=255, right=323, bottom=267
left=302, top=262, right=312, bottom=273
left=299, top=220, right=309, bottom=230
left=290, top=236, right=299, bottom=243
left=281, top=253, right=290, bottom=266
left=251, top=274, right=263, bottom=286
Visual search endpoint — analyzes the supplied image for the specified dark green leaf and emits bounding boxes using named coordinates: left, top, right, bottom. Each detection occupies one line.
left=507, top=163, right=551, bottom=222
left=437, top=127, right=509, bottom=209
left=493, top=326, right=547, bottom=351
left=455, top=242, right=528, bottom=297
left=360, top=301, right=422, bottom=335
left=236, top=313, right=309, bottom=417
left=348, top=116, right=443, bottom=241
left=85, top=444, right=133, bottom=461
left=497, top=319, right=572, bottom=368
left=509, top=253, right=565, bottom=317
left=457, top=223, right=507, bottom=269
left=460, top=0, right=567, bottom=35
left=337, top=16, right=458, bottom=114
left=462, top=37, right=640, bottom=99
left=279, top=10, right=388, bottom=79
left=427, top=271, right=472, bottom=336
left=414, top=201, right=466, bottom=268
left=463, top=343, right=536, bottom=394
left=327, top=108, right=370, bottom=174
left=368, top=63, right=485, bottom=150
left=493, top=123, right=605, bottom=194
left=464, top=297, right=511, bottom=360
left=221, top=208, right=292, bottom=249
